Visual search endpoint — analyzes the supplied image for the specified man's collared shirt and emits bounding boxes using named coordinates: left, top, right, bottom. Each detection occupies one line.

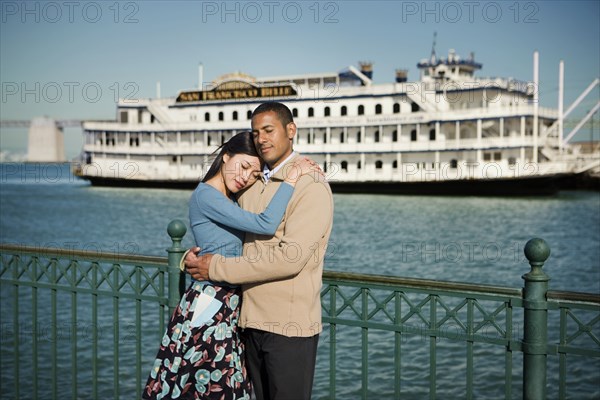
left=262, top=151, right=297, bottom=182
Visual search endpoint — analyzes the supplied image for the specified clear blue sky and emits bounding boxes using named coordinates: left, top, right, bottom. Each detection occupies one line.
left=1, top=0, right=599, bottom=158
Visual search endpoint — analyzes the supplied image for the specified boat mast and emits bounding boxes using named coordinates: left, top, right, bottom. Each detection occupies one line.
left=430, top=31, right=437, bottom=64
left=558, top=60, right=564, bottom=153
left=533, top=51, right=539, bottom=163
left=199, top=63, right=204, bottom=89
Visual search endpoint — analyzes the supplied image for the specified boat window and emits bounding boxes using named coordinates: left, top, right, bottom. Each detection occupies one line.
left=292, top=108, right=298, bottom=118
left=247, top=110, right=252, bottom=120
left=429, top=129, right=436, bottom=141
left=324, top=107, right=330, bottom=117
left=392, top=130, right=398, bottom=142
left=340, top=131, right=345, bottom=143
left=357, top=130, right=361, bottom=143
left=393, top=103, right=400, bottom=114
left=375, top=160, right=383, bottom=169
left=411, top=129, right=417, bottom=141
left=106, top=134, right=115, bottom=146
left=374, top=130, right=380, bottom=142
left=207, top=136, right=211, bottom=146
left=450, top=159, right=458, bottom=168
left=205, top=112, right=210, bottom=122
left=494, top=152, right=502, bottom=161
left=341, top=160, right=348, bottom=172
left=411, top=102, right=420, bottom=113
left=357, top=160, right=362, bottom=169
left=341, top=106, right=347, bottom=116
left=392, top=160, right=398, bottom=169
left=232, top=111, right=238, bottom=121
left=375, top=104, right=382, bottom=114
left=323, top=133, right=327, bottom=144
left=218, top=112, right=224, bottom=121
left=130, top=136, right=139, bottom=147
left=120, top=111, right=128, bottom=123
left=307, top=133, right=311, bottom=144
left=483, top=153, right=492, bottom=161
left=508, top=157, right=517, bottom=165
left=358, top=105, right=364, bottom=115
left=308, top=107, right=314, bottom=117
left=323, top=162, right=328, bottom=173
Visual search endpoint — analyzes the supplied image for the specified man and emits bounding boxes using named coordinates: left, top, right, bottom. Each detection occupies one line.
left=184, top=102, right=334, bottom=400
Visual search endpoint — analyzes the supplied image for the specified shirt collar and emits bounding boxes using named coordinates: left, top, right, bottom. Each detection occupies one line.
left=262, top=151, right=297, bottom=182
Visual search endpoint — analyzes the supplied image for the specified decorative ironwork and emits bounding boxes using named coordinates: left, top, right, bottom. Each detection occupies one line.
left=1, top=229, right=599, bottom=399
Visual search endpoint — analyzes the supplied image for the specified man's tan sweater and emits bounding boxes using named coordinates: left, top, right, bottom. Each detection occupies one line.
left=208, top=154, right=334, bottom=337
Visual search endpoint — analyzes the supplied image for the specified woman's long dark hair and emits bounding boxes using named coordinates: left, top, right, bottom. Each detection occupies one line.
left=201, top=131, right=260, bottom=183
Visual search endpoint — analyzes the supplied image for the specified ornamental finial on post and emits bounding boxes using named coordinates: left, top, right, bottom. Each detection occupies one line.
left=167, top=219, right=187, bottom=251
left=523, top=238, right=551, bottom=280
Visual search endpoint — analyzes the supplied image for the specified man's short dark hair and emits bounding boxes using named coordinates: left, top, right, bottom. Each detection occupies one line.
left=251, top=102, right=293, bottom=127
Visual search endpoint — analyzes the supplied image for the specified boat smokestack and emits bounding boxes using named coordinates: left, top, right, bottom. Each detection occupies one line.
left=395, top=69, right=408, bottom=83
left=359, top=62, right=373, bottom=79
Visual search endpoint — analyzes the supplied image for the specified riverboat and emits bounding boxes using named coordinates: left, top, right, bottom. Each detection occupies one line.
left=73, top=48, right=599, bottom=195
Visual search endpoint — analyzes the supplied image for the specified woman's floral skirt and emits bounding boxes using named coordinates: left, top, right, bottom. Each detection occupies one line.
left=143, top=281, right=251, bottom=399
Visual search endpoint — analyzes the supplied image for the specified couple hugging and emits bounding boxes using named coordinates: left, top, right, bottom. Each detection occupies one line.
left=143, top=102, right=334, bottom=400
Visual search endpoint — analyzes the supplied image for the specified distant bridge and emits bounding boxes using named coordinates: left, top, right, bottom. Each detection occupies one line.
left=0, top=119, right=84, bottom=128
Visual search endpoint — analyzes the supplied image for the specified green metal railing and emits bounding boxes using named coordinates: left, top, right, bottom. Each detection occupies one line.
left=0, top=220, right=186, bottom=400
left=1, top=221, right=599, bottom=399
left=318, top=239, right=599, bottom=399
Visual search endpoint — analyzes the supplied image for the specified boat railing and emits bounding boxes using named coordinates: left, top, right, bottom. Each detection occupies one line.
left=82, top=106, right=558, bottom=134
left=79, top=137, right=540, bottom=159
left=398, top=77, right=533, bottom=94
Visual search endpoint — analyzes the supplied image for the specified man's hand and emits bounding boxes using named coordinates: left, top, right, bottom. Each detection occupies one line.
left=184, top=247, right=213, bottom=281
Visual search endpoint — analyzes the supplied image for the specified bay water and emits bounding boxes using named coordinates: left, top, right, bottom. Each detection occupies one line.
left=1, top=163, right=598, bottom=399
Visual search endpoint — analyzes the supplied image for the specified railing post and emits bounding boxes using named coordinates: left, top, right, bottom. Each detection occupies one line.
left=522, top=238, right=551, bottom=400
left=167, top=219, right=187, bottom=315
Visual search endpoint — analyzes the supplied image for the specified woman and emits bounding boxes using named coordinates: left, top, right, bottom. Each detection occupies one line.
left=143, top=131, right=317, bottom=399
